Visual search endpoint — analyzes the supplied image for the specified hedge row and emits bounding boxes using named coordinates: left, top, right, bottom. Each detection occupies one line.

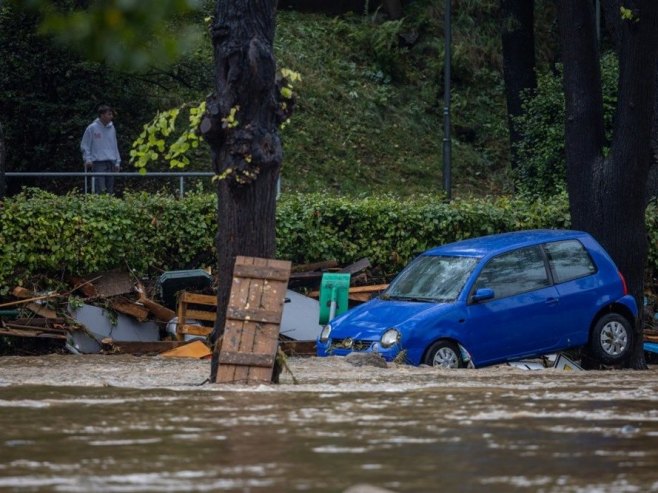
left=5, top=188, right=655, bottom=294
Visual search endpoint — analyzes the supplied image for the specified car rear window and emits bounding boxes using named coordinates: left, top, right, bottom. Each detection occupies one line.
left=544, top=239, right=596, bottom=283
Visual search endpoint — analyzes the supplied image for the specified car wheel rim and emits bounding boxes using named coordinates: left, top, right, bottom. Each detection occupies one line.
left=433, top=347, right=458, bottom=368
left=600, top=320, right=628, bottom=356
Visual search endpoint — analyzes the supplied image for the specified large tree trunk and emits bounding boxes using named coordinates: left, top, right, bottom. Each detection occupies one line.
left=0, top=121, right=5, bottom=200
left=600, top=0, right=658, bottom=204
left=201, top=0, right=286, bottom=382
left=558, top=0, right=658, bottom=368
left=500, top=0, right=537, bottom=170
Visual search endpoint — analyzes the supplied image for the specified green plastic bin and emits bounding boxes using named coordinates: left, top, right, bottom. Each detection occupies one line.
left=318, top=273, right=351, bottom=325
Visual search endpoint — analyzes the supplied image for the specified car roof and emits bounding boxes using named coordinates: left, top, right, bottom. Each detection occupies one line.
left=423, top=229, right=591, bottom=258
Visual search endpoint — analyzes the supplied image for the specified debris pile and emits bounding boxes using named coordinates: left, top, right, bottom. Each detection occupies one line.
left=0, top=258, right=387, bottom=361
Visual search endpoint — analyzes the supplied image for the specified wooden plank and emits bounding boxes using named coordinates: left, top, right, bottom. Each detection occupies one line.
left=4, top=323, right=69, bottom=334
left=218, top=350, right=275, bottom=367
left=292, top=259, right=338, bottom=272
left=216, top=256, right=291, bottom=384
left=179, top=325, right=212, bottom=336
left=89, top=269, right=134, bottom=297
left=308, top=283, right=389, bottom=299
left=340, top=257, right=371, bottom=274
left=135, top=281, right=176, bottom=322
left=219, top=257, right=257, bottom=383
left=160, top=340, right=212, bottom=359
left=25, top=302, right=58, bottom=319
left=348, top=284, right=389, bottom=293
left=183, top=309, right=217, bottom=322
left=0, top=328, right=68, bottom=340
left=227, top=306, right=281, bottom=324
left=233, top=257, right=263, bottom=384
left=110, top=297, right=150, bottom=322
left=179, top=292, right=217, bottom=305
left=233, top=263, right=291, bottom=282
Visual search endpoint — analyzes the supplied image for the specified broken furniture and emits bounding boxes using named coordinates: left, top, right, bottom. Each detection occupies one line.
left=175, top=292, right=217, bottom=341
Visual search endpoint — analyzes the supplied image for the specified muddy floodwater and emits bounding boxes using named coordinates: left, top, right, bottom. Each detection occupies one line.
left=1, top=355, right=658, bottom=492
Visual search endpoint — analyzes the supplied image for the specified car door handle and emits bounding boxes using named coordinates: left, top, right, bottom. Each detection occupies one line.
left=545, top=297, right=559, bottom=305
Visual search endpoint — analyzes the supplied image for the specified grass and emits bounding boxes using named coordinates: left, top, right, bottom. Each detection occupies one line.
left=273, top=3, right=515, bottom=197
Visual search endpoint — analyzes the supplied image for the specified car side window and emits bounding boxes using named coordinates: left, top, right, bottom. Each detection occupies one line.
left=474, top=246, right=549, bottom=300
left=543, top=239, right=596, bottom=283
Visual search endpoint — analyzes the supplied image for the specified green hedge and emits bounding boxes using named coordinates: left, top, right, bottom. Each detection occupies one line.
left=0, top=188, right=624, bottom=294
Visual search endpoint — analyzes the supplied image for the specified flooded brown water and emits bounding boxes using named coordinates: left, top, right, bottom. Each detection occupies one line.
left=1, top=354, right=658, bottom=492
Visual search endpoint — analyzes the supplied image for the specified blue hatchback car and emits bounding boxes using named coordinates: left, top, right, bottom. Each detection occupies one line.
left=316, top=230, right=638, bottom=368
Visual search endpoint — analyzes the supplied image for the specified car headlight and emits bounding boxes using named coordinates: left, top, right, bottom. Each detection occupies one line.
left=319, top=325, right=332, bottom=342
left=380, top=328, right=400, bottom=348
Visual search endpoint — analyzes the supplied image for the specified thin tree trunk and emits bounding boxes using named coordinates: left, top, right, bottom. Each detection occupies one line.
left=0, top=121, right=5, bottom=200
left=500, top=0, right=537, bottom=170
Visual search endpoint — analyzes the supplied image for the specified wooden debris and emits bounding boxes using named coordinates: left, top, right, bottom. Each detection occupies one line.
left=24, top=302, right=58, bottom=319
left=12, top=287, right=34, bottom=298
left=308, top=283, right=389, bottom=303
left=1, top=317, right=71, bottom=340
left=110, top=297, right=150, bottom=322
left=292, top=259, right=338, bottom=272
left=0, top=292, right=61, bottom=308
left=135, top=281, right=176, bottom=322
left=216, top=256, right=291, bottom=384
left=345, top=284, right=389, bottom=302
left=69, top=276, right=98, bottom=297
left=161, top=340, right=212, bottom=359
left=85, top=269, right=134, bottom=297
left=176, top=292, right=217, bottom=340
left=340, top=257, right=371, bottom=275
left=279, top=339, right=316, bottom=356
left=0, top=327, right=68, bottom=340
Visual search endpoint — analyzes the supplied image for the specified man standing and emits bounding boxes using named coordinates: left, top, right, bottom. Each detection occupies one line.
left=80, top=105, right=121, bottom=194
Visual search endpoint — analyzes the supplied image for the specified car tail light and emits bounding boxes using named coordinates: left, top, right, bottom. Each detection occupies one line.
left=618, top=271, right=629, bottom=295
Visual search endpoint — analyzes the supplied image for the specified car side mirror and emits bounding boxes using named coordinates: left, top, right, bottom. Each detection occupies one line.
left=472, top=288, right=494, bottom=303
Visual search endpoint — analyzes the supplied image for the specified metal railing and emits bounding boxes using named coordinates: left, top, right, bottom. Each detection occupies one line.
left=5, top=171, right=215, bottom=197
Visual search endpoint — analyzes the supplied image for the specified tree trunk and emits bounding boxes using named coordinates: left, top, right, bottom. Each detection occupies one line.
left=500, top=0, right=537, bottom=170
left=559, top=0, right=658, bottom=368
left=0, top=121, right=5, bottom=200
left=600, top=0, right=658, bottom=205
left=201, top=0, right=286, bottom=382
left=382, top=0, right=403, bottom=19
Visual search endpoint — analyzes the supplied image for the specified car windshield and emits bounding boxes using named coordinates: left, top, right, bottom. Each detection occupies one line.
left=382, top=255, right=479, bottom=302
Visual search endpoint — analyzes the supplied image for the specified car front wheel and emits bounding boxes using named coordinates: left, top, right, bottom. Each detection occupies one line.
left=589, top=313, right=633, bottom=365
left=424, top=341, right=464, bottom=368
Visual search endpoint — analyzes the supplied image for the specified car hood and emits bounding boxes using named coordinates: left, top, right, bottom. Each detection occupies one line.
left=328, top=297, right=454, bottom=339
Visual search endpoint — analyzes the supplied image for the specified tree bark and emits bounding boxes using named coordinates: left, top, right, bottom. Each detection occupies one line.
left=382, top=0, right=403, bottom=19
left=500, top=0, right=537, bottom=170
left=0, top=121, right=5, bottom=200
left=201, top=0, right=290, bottom=382
left=559, top=0, right=658, bottom=368
left=600, top=0, right=658, bottom=204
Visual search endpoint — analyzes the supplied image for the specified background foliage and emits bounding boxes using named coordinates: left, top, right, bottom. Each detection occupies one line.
left=513, top=53, right=620, bottom=198
left=1, top=0, right=558, bottom=197
left=0, top=190, right=573, bottom=293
